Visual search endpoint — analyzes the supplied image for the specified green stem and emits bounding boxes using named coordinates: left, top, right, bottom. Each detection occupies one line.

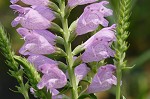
left=65, top=42, right=78, bottom=99
left=59, top=1, right=78, bottom=98
left=20, top=82, right=29, bottom=99
left=115, top=0, right=131, bottom=98
left=116, top=66, right=122, bottom=99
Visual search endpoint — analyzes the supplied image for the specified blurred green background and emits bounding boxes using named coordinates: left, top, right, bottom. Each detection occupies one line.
left=0, top=0, right=150, bottom=99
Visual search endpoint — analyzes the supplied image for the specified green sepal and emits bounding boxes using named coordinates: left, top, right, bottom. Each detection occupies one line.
left=68, top=30, right=77, bottom=43
left=49, top=2, right=60, bottom=13
left=56, top=36, right=65, bottom=45
left=68, top=20, right=78, bottom=42
left=47, top=47, right=67, bottom=60
left=58, top=61, right=68, bottom=70
left=72, top=56, right=82, bottom=68
left=69, top=19, right=78, bottom=33
left=55, top=47, right=67, bottom=57
left=64, top=5, right=73, bottom=18
left=72, top=44, right=85, bottom=55
left=49, top=22, right=63, bottom=34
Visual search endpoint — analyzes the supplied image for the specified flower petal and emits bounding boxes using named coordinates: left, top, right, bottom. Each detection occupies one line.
left=87, top=64, right=117, bottom=93
left=68, top=0, right=97, bottom=7
left=75, top=63, right=90, bottom=84
left=19, top=33, right=55, bottom=55
left=76, top=1, right=113, bottom=35
left=37, top=64, right=67, bottom=89
left=28, top=55, right=58, bottom=70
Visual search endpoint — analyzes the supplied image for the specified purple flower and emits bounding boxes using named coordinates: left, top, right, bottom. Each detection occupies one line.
left=84, top=1, right=113, bottom=17
left=18, top=30, right=55, bottom=55
left=76, top=1, right=113, bottom=35
left=75, top=63, right=90, bottom=84
left=31, top=5, right=55, bottom=21
left=68, top=0, right=97, bottom=7
left=82, top=43, right=115, bottom=63
left=87, top=64, right=117, bottom=93
left=10, top=5, right=51, bottom=29
left=28, top=55, right=58, bottom=70
left=10, top=0, right=50, bottom=6
left=17, top=28, right=56, bottom=45
left=84, top=24, right=116, bottom=48
left=81, top=25, right=116, bottom=63
left=50, top=89, right=62, bottom=99
left=37, top=64, right=67, bottom=92
left=30, top=88, right=38, bottom=98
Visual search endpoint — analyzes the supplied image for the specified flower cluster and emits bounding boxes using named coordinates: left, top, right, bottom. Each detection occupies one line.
left=10, top=0, right=67, bottom=98
left=10, top=0, right=117, bottom=98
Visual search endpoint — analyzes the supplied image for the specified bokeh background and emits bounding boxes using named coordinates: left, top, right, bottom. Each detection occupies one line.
left=0, top=0, right=150, bottom=99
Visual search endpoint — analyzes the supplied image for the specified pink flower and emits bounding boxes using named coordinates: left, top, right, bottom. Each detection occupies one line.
left=87, top=64, right=117, bottom=93
left=76, top=1, right=113, bottom=35
left=68, top=0, right=97, bottom=7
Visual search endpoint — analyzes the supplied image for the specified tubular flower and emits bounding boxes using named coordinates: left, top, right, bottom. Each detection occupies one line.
left=10, top=5, right=51, bottom=29
left=75, top=63, right=90, bottom=84
left=17, top=28, right=56, bottom=45
left=84, top=24, right=116, bottom=48
left=28, top=55, right=58, bottom=70
left=50, top=89, right=63, bottom=99
left=76, top=1, right=113, bottom=35
left=82, top=43, right=115, bottom=63
left=37, top=64, right=67, bottom=92
left=68, top=0, right=97, bottom=7
left=18, top=30, right=55, bottom=55
left=81, top=25, right=116, bottom=63
left=31, top=5, right=55, bottom=21
left=87, top=64, right=117, bottom=93
left=10, top=0, right=50, bottom=6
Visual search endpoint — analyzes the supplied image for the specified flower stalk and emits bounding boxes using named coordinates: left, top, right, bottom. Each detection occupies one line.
left=60, top=0, right=78, bottom=98
left=114, top=0, right=131, bottom=98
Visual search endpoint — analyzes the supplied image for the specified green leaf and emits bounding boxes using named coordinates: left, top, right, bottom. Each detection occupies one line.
left=122, top=64, right=135, bottom=70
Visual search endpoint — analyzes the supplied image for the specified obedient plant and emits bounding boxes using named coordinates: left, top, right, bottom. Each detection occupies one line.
left=0, top=0, right=132, bottom=99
